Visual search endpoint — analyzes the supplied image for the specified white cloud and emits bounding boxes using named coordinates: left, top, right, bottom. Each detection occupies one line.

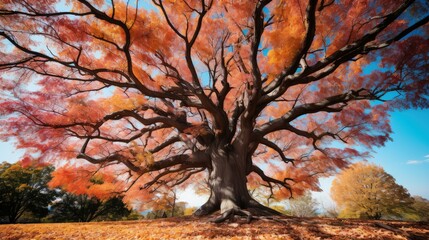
left=407, top=160, right=423, bottom=165
left=406, top=155, right=429, bottom=165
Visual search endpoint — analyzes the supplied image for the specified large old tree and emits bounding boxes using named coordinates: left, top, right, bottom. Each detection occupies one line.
left=0, top=0, right=428, bottom=221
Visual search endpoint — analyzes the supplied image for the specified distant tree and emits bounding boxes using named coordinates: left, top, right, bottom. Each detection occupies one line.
left=125, top=210, right=144, bottom=220
left=146, top=188, right=183, bottom=217
left=320, top=204, right=339, bottom=218
left=0, top=161, right=56, bottom=223
left=288, top=191, right=318, bottom=217
left=184, top=207, right=198, bottom=216
left=248, top=182, right=276, bottom=207
left=270, top=205, right=290, bottom=215
left=174, top=202, right=188, bottom=217
left=97, top=195, right=132, bottom=221
left=408, top=196, right=429, bottom=221
left=50, top=193, right=131, bottom=222
left=331, top=162, right=414, bottom=220
left=146, top=210, right=168, bottom=219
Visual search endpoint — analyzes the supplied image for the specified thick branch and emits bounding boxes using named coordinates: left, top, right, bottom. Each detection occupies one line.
left=72, top=0, right=185, bottom=101
left=144, top=151, right=209, bottom=174
left=251, top=165, right=292, bottom=195
left=257, top=90, right=361, bottom=136
left=0, top=9, right=91, bottom=17
left=260, top=0, right=416, bottom=106
left=250, top=0, right=272, bottom=95
left=365, top=14, right=429, bottom=51
left=258, top=137, right=294, bottom=164
left=153, top=0, right=227, bottom=133
left=149, top=136, right=181, bottom=154
left=262, top=0, right=317, bottom=98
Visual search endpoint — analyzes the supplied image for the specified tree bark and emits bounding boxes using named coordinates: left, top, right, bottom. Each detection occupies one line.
left=194, top=144, right=282, bottom=221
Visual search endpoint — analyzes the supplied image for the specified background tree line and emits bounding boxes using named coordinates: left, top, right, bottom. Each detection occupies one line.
left=1, top=161, right=428, bottom=223
left=0, top=162, right=138, bottom=223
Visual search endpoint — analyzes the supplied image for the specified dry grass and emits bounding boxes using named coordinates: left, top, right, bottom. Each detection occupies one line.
left=1, top=216, right=428, bottom=239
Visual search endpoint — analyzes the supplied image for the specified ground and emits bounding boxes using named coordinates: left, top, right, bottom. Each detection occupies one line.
left=0, top=216, right=428, bottom=239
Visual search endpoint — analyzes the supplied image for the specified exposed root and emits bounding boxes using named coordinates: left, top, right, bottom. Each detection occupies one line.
left=208, top=202, right=285, bottom=224
left=194, top=201, right=218, bottom=217
left=194, top=198, right=285, bottom=224
left=248, top=199, right=283, bottom=216
left=210, top=208, right=253, bottom=224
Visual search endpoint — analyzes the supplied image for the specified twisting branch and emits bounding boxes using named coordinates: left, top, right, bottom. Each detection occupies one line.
left=262, top=0, right=317, bottom=99
left=0, top=30, right=137, bottom=90
left=251, top=165, right=293, bottom=197
left=260, top=0, right=418, bottom=107
left=365, top=14, right=429, bottom=51
left=218, top=32, right=233, bottom=109
left=250, top=0, right=272, bottom=96
left=318, top=0, right=335, bottom=12
left=0, top=9, right=91, bottom=17
left=149, top=136, right=181, bottom=154
left=170, top=167, right=206, bottom=187
left=283, top=124, right=333, bottom=151
left=145, top=151, right=209, bottom=173
left=152, top=0, right=186, bottom=40
left=257, top=90, right=359, bottom=136
left=152, top=0, right=228, bottom=134
left=258, top=137, right=295, bottom=164
left=77, top=0, right=179, bottom=100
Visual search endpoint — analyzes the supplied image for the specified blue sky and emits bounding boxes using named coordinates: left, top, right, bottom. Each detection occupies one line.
left=370, top=109, right=429, bottom=198
left=313, top=108, right=429, bottom=208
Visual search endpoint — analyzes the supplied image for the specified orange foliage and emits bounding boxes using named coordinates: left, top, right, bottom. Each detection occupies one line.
left=0, top=0, right=428, bottom=214
left=265, top=0, right=306, bottom=74
left=49, top=165, right=124, bottom=200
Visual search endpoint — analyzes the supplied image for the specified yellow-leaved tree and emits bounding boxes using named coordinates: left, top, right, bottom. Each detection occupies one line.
left=331, top=162, right=414, bottom=220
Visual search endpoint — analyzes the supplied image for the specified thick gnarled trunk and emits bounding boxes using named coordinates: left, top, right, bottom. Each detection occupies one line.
left=194, top=143, right=281, bottom=221
left=194, top=146, right=249, bottom=215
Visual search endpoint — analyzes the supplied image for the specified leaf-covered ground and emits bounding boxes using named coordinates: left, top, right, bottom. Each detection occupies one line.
left=1, top=216, right=428, bottom=240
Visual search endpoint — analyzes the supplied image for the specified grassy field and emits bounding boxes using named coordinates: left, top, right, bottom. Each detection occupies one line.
left=1, top=216, right=428, bottom=239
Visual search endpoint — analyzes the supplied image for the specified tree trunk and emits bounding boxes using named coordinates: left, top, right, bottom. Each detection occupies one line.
left=8, top=215, right=17, bottom=224
left=194, top=144, right=281, bottom=221
left=171, top=191, right=176, bottom=217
